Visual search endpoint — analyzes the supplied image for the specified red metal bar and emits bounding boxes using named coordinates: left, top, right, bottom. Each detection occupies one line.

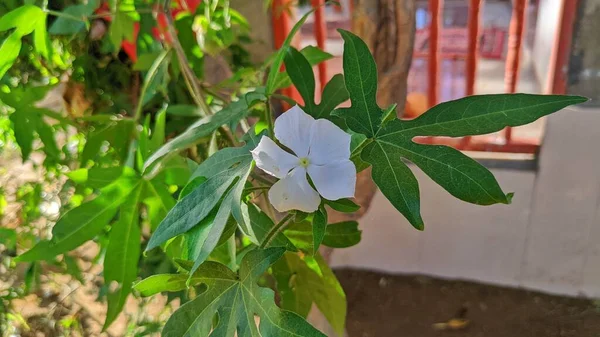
left=466, top=0, right=481, bottom=96
left=551, top=0, right=579, bottom=94
left=415, top=136, right=540, bottom=154
left=312, top=0, right=328, bottom=91
left=271, top=0, right=302, bottom=106
left=503, top=0, right=528, bottom=142
left=428, top=0, right=443, bottom=108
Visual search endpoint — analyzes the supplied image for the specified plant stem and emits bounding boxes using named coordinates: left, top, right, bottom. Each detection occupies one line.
left=133, top=49, right=171, bottom=121
left=350, top=138, right=374, bottom=162
left=264, top=98, right=275, bottom=138
left=243, top=186, right=270, bottom=193
left=260, top=213, right=294, bottom=249
left=45, top=9, right=88, bottom=23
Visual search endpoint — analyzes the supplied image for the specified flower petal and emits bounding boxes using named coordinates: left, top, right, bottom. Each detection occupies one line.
left=268, top=167, right=320, bottom=213
left=308, top=118, right=351, bottom=166
left=307, top=160, right=356, bottom=200
left=274, top=105, right=315, bottom=158
left=251, top=136, right=299, bottom=179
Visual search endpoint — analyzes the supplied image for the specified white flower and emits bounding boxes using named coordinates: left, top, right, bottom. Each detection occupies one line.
left=251, top=106, right=356, bottom=213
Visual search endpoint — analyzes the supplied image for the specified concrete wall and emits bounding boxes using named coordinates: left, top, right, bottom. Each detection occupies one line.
left=331, top=106, right=600, bottom=298
left=532, top=0, right=563, bottom=92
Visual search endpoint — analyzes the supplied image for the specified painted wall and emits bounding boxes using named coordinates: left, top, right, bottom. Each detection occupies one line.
left=532, top=0, right=563, bottom=92
left=331, top=106, right=600, bottom=298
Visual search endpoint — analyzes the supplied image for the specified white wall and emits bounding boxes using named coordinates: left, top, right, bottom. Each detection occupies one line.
left=532, top=0, right=563, bottom=92
left=331, top=106, right=600, bottom=298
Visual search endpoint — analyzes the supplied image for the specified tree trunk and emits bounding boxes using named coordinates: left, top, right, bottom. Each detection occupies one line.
left=309, top=1, right=416, bottom=336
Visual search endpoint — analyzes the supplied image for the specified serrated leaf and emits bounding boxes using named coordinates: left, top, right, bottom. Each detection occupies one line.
left=103, top=185, right=143, bottom=330
left=273, top=252, right=346, bottom=335
left=143, top=91, right=266, bottom=170
left=362, top=141, right=423, bottom=229
left=161, top=248, right=325, bottom=337
left=16, top=172, right=141, bottom=262
left=284, top=47, right=349, bottom=119
left=321, top=221, right=361, bottom=248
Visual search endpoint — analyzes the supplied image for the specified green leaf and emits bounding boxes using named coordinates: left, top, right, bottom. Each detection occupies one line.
left=249, top=205, right=296, bottom=250
left=312, top=208, right=327, bottom=254
left=81, top=119, right=135, bottom=165
left=379, top=94, right=587, bottom=139
left=265, top=9, right=314, bottom=94
left=332, top=29, right=586, bottom=229
left=0, top=5, right=44, bottom=35
left=63, top=255, right=85, bottom=284
left=1, top=87, right=60, bottom=161
left=284, top=47, right=349, bottom=119
left=133, top=273, right=188, bottom=297
left=0, top=228, right=17, bottom=250
left=161, top=248, right=325, bottom=337
left=273, top=252, right=346, bottom=335
left=67, top=167, right=125, bottom=189
left=324, top=198, right=360, bottom=213
left=300, top=45, right=333, bottom=65
left=143, top=91, right=266, bottom=170
left=16, top=173, right=141, bottom=262
left=142, top=180, right=176, bottom=230
left=146, top=135, right=264, bottom=272
left=49, top=1, right=97, bottom=35
left=33, top=12, right=51, bottom=61
left=109, top=0, right=138, bottom=50
left=0, top=32, right=22, bottom=80
left=321, top=221, right=361, bottom=248
left=362, top=141, right=423, bottom=229
left=332, top=29, right=384, bottom=138
left=165, top=104, right=204, bottom=117
left=103, top=185, right=143, bottom=330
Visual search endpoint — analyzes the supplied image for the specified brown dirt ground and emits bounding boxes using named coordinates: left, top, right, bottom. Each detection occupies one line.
left=336, top=269, right=600, bottom=337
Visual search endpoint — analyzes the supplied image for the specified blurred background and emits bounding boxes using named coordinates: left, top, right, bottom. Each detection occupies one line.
left=271, top=0, right=600, bottom=336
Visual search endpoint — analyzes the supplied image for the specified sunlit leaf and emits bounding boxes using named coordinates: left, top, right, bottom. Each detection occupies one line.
left=103, top=185, right=143, bottom=330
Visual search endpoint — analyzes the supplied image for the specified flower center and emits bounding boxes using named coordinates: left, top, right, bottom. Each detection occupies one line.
left=298, top=157, right=310, bottom=168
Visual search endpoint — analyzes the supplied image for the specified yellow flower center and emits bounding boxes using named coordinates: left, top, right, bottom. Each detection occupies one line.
left=298, top=157, right=310, bottom=168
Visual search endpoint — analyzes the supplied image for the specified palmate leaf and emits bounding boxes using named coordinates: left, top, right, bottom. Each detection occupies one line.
left=273, top=252, right=346, bottom=336
left=146, top=132, right=264, bottom=275
left=333, top=29, right=587, bottom=229
left=159, top=248, right=325, bottom=337
left=283, top=47, right=349, bottom=119
left=272, top=45, right=335, bottom=92
left=0, top=87, right=61, bottom=161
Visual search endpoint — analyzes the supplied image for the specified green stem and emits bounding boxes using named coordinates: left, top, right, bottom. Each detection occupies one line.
left=134, top=49, right=171, bottom=121
left=44, top=9, right=88, bottom=23
left=264, top=98, right=275, bottom=139
left=260, top=213, right=294, bottom=249
left=350, top=138, right=374, bottom=162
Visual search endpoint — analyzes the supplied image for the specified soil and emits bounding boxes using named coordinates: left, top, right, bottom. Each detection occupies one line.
left=336, top=269, right=600, bottom=337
